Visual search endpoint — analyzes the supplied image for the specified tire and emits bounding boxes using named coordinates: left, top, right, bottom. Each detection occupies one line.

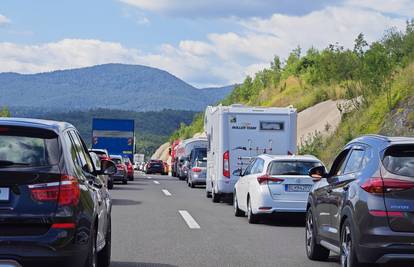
left=305, top=209, right=330, bottom=261
left=84, top=225, right=98, bottom=267
left=340, top=219, right=361, bottom=267
left=247, top=197, right=259, bottom=224
left=98, top=218, right=111, bottom=267
left=190, top=182, right=195, bottom=188
left=212, top=188, right=221, bottom=203
left=233, top=192, right=244, bottom=217
left=107, top=180, right=113, bottom=190
left=206, top=190, right=212, bottom=198
left=128, top=175, right=134, bottom=181
left=122, top=179, right=128, bottom=185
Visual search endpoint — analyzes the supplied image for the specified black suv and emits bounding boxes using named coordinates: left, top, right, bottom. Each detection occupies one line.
left=0, top=118, right=116, bottom=267
left=305, top=135, right=414, bottom=267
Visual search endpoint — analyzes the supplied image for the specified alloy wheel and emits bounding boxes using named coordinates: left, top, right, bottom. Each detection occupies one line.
left=306, top=213, right=313, bottom=256
left=340, top=225, right=352, bottom=267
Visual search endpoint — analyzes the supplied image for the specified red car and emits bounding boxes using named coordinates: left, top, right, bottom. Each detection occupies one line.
left=123, top=157, right=134, bottom=181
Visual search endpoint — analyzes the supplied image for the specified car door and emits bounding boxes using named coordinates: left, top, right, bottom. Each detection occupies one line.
left=329, top=145, right=367, bottom=243
left=237, top=159, right=256, bottom=211
left=314, top=148, right=350, bottom=242
left=69, top=130, right=108, bottom=249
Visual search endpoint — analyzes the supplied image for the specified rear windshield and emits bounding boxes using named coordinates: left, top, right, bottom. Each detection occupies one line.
left=112, top=158, right=122, bottom=164
left=269, top=161, right=321, bottom=176
left=0, top=134, right=59, bottom=167
left=383, top=145, right=414, bottom=178
left=123, top=158, right=131, bottom=163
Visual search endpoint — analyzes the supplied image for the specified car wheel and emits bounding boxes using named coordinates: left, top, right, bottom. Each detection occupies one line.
left=129, top=176, right=134, bottom=181
left=206, top=190, right=212, bottom=198
left=84, top=225, right=98, bottom=267
left=247, top=197, right=259, bottom=224
left=107, top=180, right=114, bottom=190
left=190, top=181, right=195, bottom=188
left=305, top=209, right=330, bottom=261
left=122, top=179, right=128, bottom=185
left=212, top=188, right=220, bottom=203
left=340, top=219, right=361, bottom=267
left=98, top=218, right=111, bottom=267
left=233, top=192, right=245, bottom=217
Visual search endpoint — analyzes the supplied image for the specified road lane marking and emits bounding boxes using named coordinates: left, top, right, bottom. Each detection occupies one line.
left=147, top=176, right=152, bottom=179
left=178, top=210, right=201, bottom=229
left=153, top=181, right=160, bottom=185
left=162, top=189, right=172, bottom=196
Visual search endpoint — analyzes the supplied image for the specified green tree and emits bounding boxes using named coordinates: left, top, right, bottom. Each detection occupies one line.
left=0, top=107, right=11, bottom=117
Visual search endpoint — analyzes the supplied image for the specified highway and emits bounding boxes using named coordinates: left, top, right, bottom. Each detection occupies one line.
left=109, top=172, right=338, bottom=267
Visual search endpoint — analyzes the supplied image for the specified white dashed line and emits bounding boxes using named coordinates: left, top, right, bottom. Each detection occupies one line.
left=162, top=189, right=172, bottom=196
left=178, top=210, right=201, bottom=229
left=147, top=176, right=152, bottom=179
left=153, top=181, right=160, bottom=185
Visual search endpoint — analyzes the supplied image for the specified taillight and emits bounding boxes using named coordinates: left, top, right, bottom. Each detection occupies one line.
left=361, top=177, right=414, bottom=194
left=257, top=175, right=284, bottom=185
left=192, top=167, right=202, bottom=173
left=29, top=175, right=80, bottom=206
left=369, top=210, right=404, bottom=217
left=223, top=151, right=230, bottom=178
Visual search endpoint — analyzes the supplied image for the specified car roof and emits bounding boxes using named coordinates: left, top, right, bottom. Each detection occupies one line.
left=260, top=154, right=321, bottom=162
left=0, top=117, right=74, bottom=133
left=348, top=135, right=414, bottom=150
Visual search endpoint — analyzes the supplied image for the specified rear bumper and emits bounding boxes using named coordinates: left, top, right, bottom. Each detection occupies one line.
left=0, top=234, right=88, bottom=267
left=191, top=175, right=206, bottom=184
left=216, top=179, right=237, bottom=194
left=253, top=194, right=308, bottom=214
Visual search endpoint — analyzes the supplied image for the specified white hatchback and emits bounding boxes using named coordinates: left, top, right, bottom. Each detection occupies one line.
left=233, top=155, right=323, bottom=224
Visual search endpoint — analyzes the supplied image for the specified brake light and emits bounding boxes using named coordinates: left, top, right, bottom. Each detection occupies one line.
left=369, top=210, right=404, bottom=218
left=51, top=223, right=76, bottom=229
left=192, top=167, right=202, bottom=173
left=30, top=175, right=80, bottom=206
left=0, top=127, right=9, bottom=132
left=257, top=175, right=284, bottom=185
left=223, top=151, right=230, bottom=178
left=361, top=177, right=414, bottom=194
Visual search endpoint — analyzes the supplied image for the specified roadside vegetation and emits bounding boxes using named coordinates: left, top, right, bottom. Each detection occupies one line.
left=171, top=20, right=414, bottom=163
left=0, top=107, right=10, bottom=117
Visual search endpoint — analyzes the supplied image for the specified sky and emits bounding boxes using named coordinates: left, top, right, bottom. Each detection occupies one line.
left=0, top=0, right=413, bottom=88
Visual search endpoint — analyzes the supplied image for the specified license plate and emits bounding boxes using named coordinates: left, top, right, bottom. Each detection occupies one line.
left=0, top=188, right=10, bottom=201
left=286, top=184, right=312, bottom=192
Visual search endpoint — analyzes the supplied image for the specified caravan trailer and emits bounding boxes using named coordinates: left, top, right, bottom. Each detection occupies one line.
left=174, top=138, right=208, bottom=180
left=204, top=104, right=297, bottom=202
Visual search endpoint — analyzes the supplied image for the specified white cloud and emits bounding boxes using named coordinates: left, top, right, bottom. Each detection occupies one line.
left=119, top=0, right=341, bottom=18
left=346, top=0, right=414, bottom=17
left=0, top=14, right=11, bottom=26
left=0, top=1, right=409, bottom=87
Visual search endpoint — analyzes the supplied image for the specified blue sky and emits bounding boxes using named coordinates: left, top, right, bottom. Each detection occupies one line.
left=0, top=0, right=413, bottom=87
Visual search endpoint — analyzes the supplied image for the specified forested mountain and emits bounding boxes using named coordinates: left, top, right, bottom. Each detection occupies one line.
left=171, top=20, right=414, bottom=163
left=0, top=64, right=234, bottom=112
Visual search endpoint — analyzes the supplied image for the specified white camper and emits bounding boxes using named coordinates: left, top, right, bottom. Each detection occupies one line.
left=174, top=138, right=208, bottom=179
left=204, top=104, right=297, bottom=202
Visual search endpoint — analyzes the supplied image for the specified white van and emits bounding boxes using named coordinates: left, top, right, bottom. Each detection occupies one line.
left=174, top=138, right=208, bottom=180
left=204, top=104, right=297, bottom=202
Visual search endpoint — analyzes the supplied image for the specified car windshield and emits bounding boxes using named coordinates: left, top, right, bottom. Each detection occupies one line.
left=383, top=145, right=414, bottom=178
left=112, top=158, right=122, bottom=164
left=0, top=134, right=59, bottom=167
left=269, top=161, right=321, bottom=176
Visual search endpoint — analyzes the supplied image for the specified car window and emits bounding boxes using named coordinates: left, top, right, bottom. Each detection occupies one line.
left=343, top=149, right=365, bottom=174
left=0, top=131, right=59, bottom=167
left=269, top=161, right=321, bottom=175
left=69, top=131, right=94, bottom=173
left=64, top=132, right=84, bottom=173
left=383, top=145, right=414, bottom=178
left=251, top=158, right=265, bottom=174
left=244, top=159, right=256, bottom=176
left=329, top=149, right=351, bottom=177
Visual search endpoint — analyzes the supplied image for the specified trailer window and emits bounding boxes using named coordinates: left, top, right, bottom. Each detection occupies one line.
left=260, top=121, right=284, bottom=131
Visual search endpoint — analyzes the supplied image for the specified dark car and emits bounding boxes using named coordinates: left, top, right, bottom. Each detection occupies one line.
left=145, top=160, right=166, bottom=175
left=305, top=135, right=414, bottom=267
left=110, top=155, right=128, bottom=184
left=0, top=118, right=116, bottom=267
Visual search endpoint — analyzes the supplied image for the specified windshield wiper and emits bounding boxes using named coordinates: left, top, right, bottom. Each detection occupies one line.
left=0, top=160, right=31, bottom=167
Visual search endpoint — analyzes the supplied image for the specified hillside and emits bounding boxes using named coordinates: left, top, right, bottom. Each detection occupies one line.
left=170, top=21, right=414, bottom=164
left=0, top=64, right=234, bottom=112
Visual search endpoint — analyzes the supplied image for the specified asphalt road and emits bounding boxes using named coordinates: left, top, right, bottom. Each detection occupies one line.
left=109, top=172, right=339, bottom=267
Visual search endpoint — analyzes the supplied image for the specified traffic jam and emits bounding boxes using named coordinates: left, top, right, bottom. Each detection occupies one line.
left=1, top=103, right=414, bottom=267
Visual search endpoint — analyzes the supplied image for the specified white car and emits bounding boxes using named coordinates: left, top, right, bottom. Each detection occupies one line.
left=233, top=154, right=324, bottom=224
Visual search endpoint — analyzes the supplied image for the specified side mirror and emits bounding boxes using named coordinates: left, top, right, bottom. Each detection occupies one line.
left=233, top=169, right=243, bottom=177
left=89, top=152, right=101, bottom=172
left=100, top=159, right=116, bottom=175
left=168, top=148, right=172, bottom=156
left=308, top=166, right=328, bottom=182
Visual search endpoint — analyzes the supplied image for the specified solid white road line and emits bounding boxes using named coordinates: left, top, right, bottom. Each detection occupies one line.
left=162, top=189, right=172, bottom=196
left=178, top=210, right=201, bottom=229
left=153, top=181, right=160, bottom=185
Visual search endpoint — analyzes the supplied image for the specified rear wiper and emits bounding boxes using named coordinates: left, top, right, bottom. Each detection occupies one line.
left=0, top=160, right=31, bottom=167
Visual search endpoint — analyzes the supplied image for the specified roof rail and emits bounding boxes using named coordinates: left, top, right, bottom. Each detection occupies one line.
left=360, top=134, right=391, bottom=142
